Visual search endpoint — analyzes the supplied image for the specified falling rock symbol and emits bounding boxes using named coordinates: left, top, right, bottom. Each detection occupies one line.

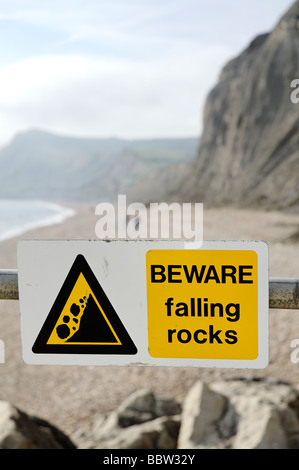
left=32, top=254, right=137, bottom=355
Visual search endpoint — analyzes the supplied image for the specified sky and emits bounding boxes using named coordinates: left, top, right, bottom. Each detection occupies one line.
left=0, top=0, right=295, bottom=146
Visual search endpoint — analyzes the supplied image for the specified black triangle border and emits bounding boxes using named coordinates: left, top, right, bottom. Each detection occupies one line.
left=32, top=254, right=138, bottom=355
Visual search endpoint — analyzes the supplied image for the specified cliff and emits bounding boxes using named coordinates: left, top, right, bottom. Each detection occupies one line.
left=176, top=0, right=299, bottom=210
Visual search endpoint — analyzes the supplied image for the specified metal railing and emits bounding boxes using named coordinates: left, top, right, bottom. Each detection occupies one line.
left=0, top=270, right=18, bottom=300
left=0, top=269, right=299, bottom=309
left=269, top=278, right=299, bottom=309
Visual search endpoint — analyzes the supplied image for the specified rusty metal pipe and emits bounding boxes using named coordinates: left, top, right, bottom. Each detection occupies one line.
left=0, top=270, right=18, bottom=300
left=269, top=277, right=299, bottom=310
left=0, top=270, right=299, bottom=309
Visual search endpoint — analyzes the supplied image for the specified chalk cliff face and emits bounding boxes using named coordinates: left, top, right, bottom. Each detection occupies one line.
left=178, top=1, right=299, bottom=209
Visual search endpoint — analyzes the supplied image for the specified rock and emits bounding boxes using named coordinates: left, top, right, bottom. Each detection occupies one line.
left=4, top=378, right=299, bottom=449
left=212, top=379, right=299, bottom=449
left=80, top=388, right=181, bottom=449
left=176, top=379, right=299, bottom=449
left=233, top=400, right=287, bottom=449
left=177, top=381, right=228, bottom=449
left=95, top=415, right=181, bottom=450
left=0, top=401, right=76, bottom=449
left=175, top=0, right=299, bottom=210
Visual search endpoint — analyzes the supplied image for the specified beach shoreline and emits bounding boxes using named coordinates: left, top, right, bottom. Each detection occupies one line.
left=0, top=199, right=76, bottom=243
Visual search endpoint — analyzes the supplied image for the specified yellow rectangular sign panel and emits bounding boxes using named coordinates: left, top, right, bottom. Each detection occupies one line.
left=147, top=248, right=262, bottom=362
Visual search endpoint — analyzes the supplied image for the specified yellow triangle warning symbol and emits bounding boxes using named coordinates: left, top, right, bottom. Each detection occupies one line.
left=32, top=254, right=137, bottom=355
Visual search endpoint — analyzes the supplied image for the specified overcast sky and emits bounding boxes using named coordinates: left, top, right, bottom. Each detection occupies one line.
left=0, top=0, right=294, bottom=146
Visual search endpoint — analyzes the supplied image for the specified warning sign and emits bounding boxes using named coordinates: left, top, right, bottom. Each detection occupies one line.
left=18, top=239, right=268, bottom=368
left=146, top=249, right=263, bottom=361
left=33, top=254, right=137, bottom=355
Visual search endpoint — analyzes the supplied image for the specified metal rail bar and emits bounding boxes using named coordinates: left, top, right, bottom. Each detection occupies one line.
left=0, top=270, right=299, bottom=309
left=269, top=277, right=299, bottom=310
left=0, top=270, right=18, bottom=300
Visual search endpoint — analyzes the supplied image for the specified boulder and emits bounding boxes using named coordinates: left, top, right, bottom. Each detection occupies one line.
left=177, top=378, right=299, bottom=449
left=80, top=388, right=181, bottom=449
left=177, top=381, right=228, bottom=449
left=0, top=400, right=76, bottom=449
left=94, top=415, right=180, bottom=450
left=212, top=378, right=299, bottom=449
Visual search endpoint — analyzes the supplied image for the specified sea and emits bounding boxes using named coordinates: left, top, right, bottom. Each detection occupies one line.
left=0, top=199, right=76, bottom=242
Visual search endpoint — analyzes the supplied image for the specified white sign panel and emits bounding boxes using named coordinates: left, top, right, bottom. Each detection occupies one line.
left=17, top=240, right=269, bottom=368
